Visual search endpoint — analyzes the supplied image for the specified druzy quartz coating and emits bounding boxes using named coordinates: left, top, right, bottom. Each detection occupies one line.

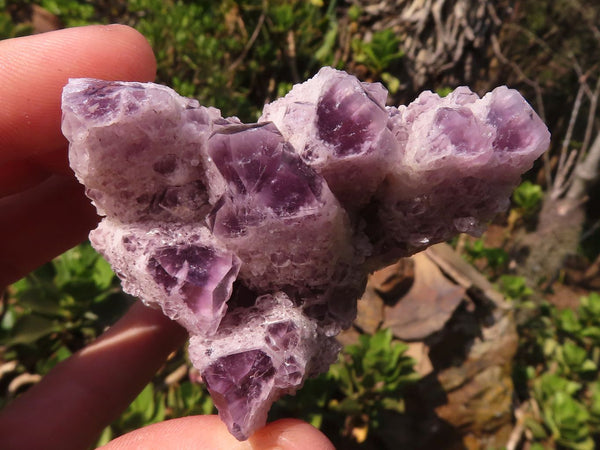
left=62, top=67, right=550, bottom=440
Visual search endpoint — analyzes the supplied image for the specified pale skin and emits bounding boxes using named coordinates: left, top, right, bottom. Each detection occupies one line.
left=0, top=25, right=334, bottom=450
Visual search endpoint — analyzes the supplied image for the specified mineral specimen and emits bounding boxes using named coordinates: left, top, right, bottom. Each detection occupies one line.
left=62, top=67, right=550, bottom=440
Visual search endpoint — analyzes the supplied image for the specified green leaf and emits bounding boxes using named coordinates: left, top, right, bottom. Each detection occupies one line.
left=530, top=444, right=546, bottom=450
left=308, top=413, right=323, bottom=429
left=314, top=21, right=338, bottom=64
left=130, top=383, right=155, bottom=420
left=94, top=426, right=113, bottom=448
left=525, top=416, right=548, bottom=439
left=557, top=309, right=581, bottom=334
left=152, top=392, right=166, bottom=422
left=543, top=338, right=559, bottom=358
left=330, top=396, right=362, bottom=414
left=36, top=345, right=73, bottom=374
left=381, top=72, right=401, bottom=94
left=352, top=29, right=403, bottom=74
left=92, top=256, right=115, bottom=291
left=588, top=382, right=600, bottom=418
left=562, top=341, right=587, bottom=369
left=4, top=315, right=57, bottom=345
left=580, top=326, right=600, bottom=341
left=579, top=293, right=600, bottom=323
left=499, top=275, right=533, bottom=300
left=380, top=397, right=405, bottom=413
left=534, top=373, right=581, bottom=401
left=545, top=392, right=590, bottom=444
left=17, top=287, right=63, bottom=317
left=198, top=394, right=215, bottom=415
left=1, top=307, right=16, bottom=331
left=436, top=87, right=453, bottom=97
left=580, top=359, right=597, bottom=372
left=513, top=180, right=543, bottom=213
left=329, top=361, right=354, bottom=394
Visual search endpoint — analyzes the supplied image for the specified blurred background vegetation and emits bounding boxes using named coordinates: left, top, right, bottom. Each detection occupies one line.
left=1, top=1, right=600, bottom=448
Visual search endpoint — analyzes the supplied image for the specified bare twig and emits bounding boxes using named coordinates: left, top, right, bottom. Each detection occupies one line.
left=582, top=219, right=600, bottom=243
left=164, top=363, right=188, bottom=386
left=567, top=131, right=600, bottom=200
left=506, top=401, right=528, bottom=450
left=580, top=76, right=600, bottom=157
left=0, top=361, right=18, bottom=379
left=286, top=30, right=300, bottom=84
left=556, top=84, right=584, bottom=181
left=560, top=75, right=600, bottom=197
left=552, top=149, right=580, bottom=200
left=583, top=250, right=600, bottom=282
left=228, top=4, right=267, bottom=74
left=571, top=0, right=600, bottom=44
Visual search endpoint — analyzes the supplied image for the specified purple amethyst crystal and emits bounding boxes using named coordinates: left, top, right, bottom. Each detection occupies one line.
left=368, top=86, right=550, bottom=262
left=206, top=122, right=356, bottom=295
left=260, top=67, right=397, bottom=209
left=188, top=293, right=338, bottom=440
left=62, top=69, right=550, bottom=440
left=89, top=222, right=240, bottom=335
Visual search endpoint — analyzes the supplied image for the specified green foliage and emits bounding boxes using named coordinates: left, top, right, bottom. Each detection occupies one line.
left=125, top=0, right=338, bottom=121
left=0, top=1, right=15, bottom=39
left=0, top=1, right=33, bottom=39
left=513, top=181, right=544, bottom=215
left=96, top=380, right=216, bottom=446
left=272, top=329, right=419, bottom=444
left=330, top=329, right=418, bottom=416
left=119, top=383, right=167, bottom=429
left=352, top=29, right=403, bottom=75
left=1, top=242, right=130, bottom=367
left=515, top=293, right=600, bottom=448
left=352, top=28, right=403, bottom=93
left=166, top=380, right=215, bottom=417
left=14, top=0, right=341, bottom=121
left=39, top=0, right=97, bottom=26
left=499, top=275, right=533, bottom=301
left=464, top=239, right=509, bottom=276
left=436, top=86, right=453, bottom=98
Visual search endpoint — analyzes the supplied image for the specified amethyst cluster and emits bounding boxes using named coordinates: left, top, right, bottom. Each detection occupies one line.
left=62, top=67, right=549, bottom=440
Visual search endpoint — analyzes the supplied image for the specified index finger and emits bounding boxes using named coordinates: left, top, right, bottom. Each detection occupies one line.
left=0, top=25, right=156, bottom=287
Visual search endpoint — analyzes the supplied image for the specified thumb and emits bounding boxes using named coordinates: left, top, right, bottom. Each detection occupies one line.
left=101, top=416, right=335, bottom=450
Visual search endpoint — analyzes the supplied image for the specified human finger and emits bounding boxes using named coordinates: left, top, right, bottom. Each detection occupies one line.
left=0, top=301, right=187, bottom=450
left=0, top=24, right=157, bottom=287
left=101, top=416, right=336, bottom=450
left=0, top=175, right=98, bottom=289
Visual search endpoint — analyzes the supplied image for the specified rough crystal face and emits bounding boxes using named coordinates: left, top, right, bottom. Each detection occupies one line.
left=369, top=85, right=550, bottom=261
left=90, top=222, right=240, bottom=335
left=260, top=67, right=397, bottom=209
left=62, top=70, right=550, bottom=441
left=188, top=293, right=337, bottom=440
left=202, top=350, right=276, bottom=440
left=207, top=122, right=355, bottom=295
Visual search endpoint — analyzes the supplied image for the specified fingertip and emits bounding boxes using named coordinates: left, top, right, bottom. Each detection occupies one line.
left=249, top=419, right=335, bottom=450
left=80, top=24, right=157, bottom=82
left=100, top=416, right=335, bottom=450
